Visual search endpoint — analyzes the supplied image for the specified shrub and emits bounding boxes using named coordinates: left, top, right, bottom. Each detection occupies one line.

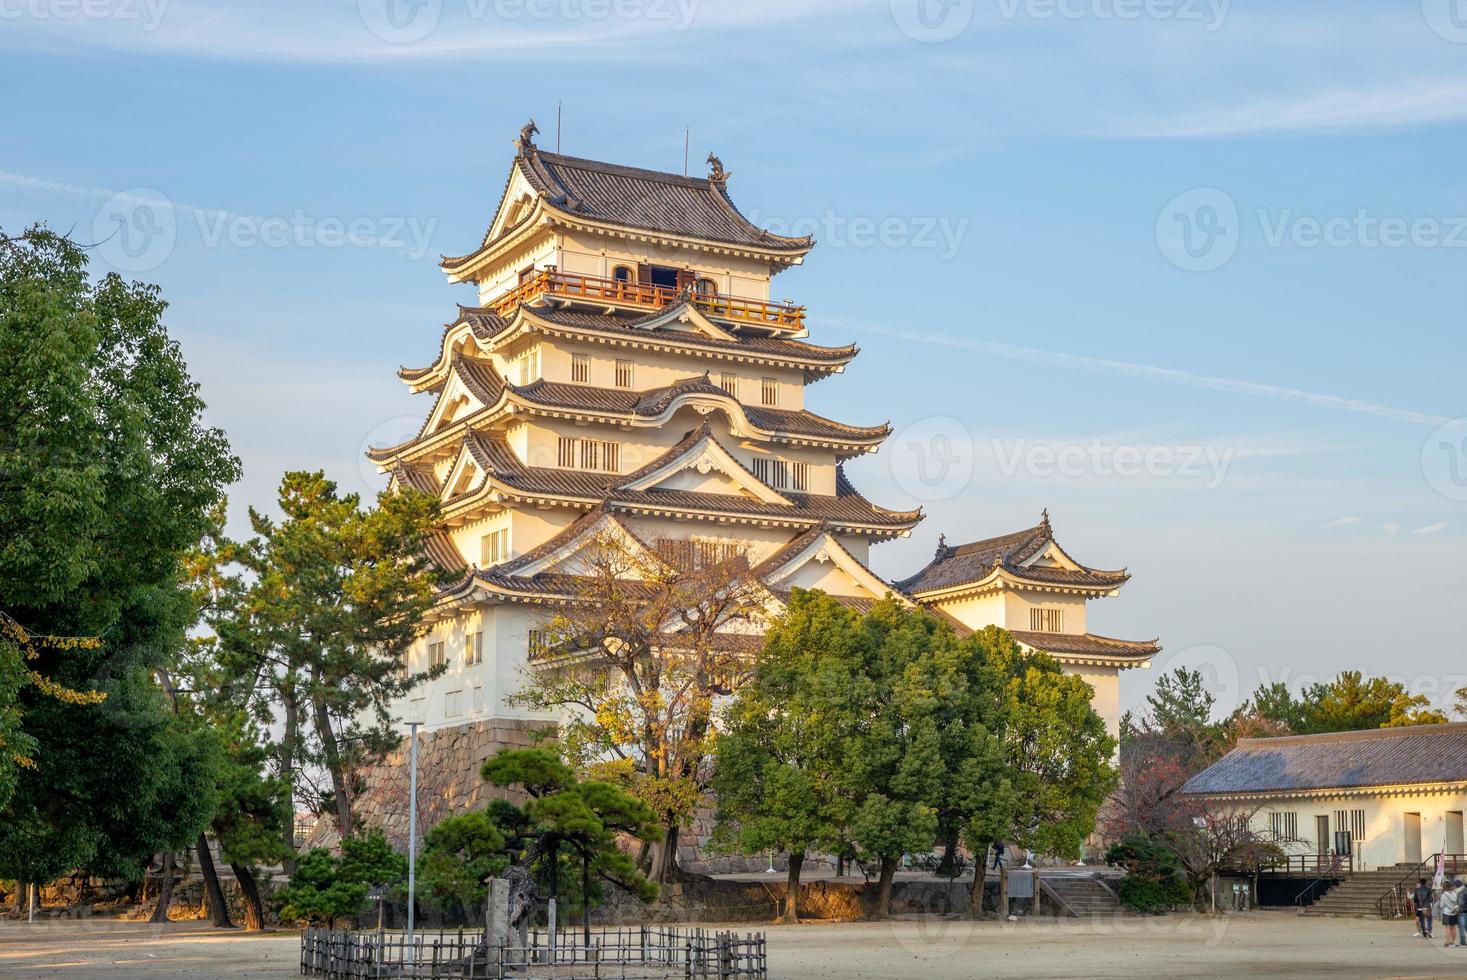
left=1106, top=833, right=1189, bottom=914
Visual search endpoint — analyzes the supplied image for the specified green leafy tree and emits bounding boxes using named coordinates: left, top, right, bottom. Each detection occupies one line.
left=711, top=591, right=860, bottom=922
left=479, top=748, right=662, bottom=938
left=0, top=226, right=238, bottom=897
left=275, top=830, right=406, bottom=928
left=507, top=532, right=764, bottom=882
left=208, top=471, right=447, bottom=843
left=1242, top=671, right=1447, bottom=735
left=419, top=811, right=510, bottom=916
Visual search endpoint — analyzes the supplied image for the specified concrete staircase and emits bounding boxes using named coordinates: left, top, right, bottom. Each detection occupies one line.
left=1042, top=875, right=1124, bottom=917
left=1301, top=864, right=1421, bottom=918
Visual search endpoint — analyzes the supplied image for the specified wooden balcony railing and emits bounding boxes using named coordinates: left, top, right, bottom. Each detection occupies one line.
left=1260, top=853, right=1353, bottom=877
left=489, top=270, right=805, bottom=330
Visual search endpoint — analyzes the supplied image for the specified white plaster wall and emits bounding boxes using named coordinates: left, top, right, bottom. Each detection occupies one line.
left=1246, top=793, right=1467, bottom=870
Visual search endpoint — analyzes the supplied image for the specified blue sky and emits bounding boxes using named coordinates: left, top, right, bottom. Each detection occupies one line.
left=5, top=0, right=1466, bottom=716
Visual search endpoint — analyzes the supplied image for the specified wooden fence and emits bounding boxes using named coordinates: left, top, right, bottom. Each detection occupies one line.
left=300, top=925, right=768, bottom=979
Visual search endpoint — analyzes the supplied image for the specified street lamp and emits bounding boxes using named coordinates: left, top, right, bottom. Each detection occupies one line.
left=405, top=720, right=421, bottom=964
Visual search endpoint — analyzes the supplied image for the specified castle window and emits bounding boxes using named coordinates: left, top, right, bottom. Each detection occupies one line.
left=429, top=640, right=446, bottom=670
left=615, top=359, right=634, bottom=389
left=612, top=265, right=633, bottom=283
left=480, top=527, right=509, bottom=566
left=649, top=265, right=680, bottom=290
left=761, top=377, right=778, bottom=406
left=513, top=345, right=541, bottom=385
left=1029, top=608, right=1064, bottom=633
left=1269, top=811, right=1298, bottom=840
left=528, top=630, right=555, bottom=659
left=465, top=631, right=483, bottom=666
left=720, top=373, right=738, bottom=397
left=695, top=277, right=718, bottom=298
left=571, top=353, right=590, bottom=384
left=558, top=437, right=620, bottom=473
left=791, top=461, right=809, bottom=492
left=751, top=456, right=789, bottom=490
left=444, top=689, right=464, bottom=718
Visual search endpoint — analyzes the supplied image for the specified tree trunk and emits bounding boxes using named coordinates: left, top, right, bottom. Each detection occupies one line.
left=969, top=840, right=991, bottom=918
left=12, top=881, right=27, bottom=916
left=581, top=852, right=592, bottom=946
left=231, top=864, right=266, bottom=931
left=781, top=852, right=805, bottom=924
left=648, top=823, right=681, bottom=883
left=195, top=834, right=233, bottom=928
left=998, top=865, right=1009, bottom=920
left=150, top=853, right=176, bottom=923
left=871, top=857, right=897, bottom=920
left=936, top=826, right=960, bottom=877
left=311, top=686, right=354, bottom=839
left=280, top=693, right=299, bottom=875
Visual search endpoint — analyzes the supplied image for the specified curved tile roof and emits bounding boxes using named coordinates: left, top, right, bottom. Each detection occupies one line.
left=895, top=516, right=1128, bottom=595
left=1182, top=724, right=1467, bottom=796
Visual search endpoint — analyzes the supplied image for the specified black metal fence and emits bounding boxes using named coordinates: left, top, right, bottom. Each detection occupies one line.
left=300, top=925, right=768, bottom=979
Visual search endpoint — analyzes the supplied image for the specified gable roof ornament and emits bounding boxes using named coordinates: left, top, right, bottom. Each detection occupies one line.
left=706, top=152, right=731, bottom=186
left=516, top=119, right=538, bottom=153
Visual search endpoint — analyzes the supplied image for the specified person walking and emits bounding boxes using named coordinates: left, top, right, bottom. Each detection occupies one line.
left=1456, top=880, right=1467, bottom=948
left=1440, top=880, right=1460, bottom=948
left=991, top=841, right=1006, bottom=872
left=1412, top=878, right=1433, bottom=939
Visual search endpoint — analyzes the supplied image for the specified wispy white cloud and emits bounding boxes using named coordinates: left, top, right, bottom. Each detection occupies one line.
left=1381, top=521, right=1402, bottom=536
left=1412, top=521, right=1449, bottom=536
left=1322, top=516, right=1360, bottom=529
left=833, top=316, right=1459, bottom=429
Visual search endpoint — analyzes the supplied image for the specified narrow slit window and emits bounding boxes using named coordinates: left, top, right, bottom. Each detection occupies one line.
left=615, top=359, right=634, bottom=389
left=571, top=353, right=590, bottom=384
left=761, top=377, right=778, bottom=406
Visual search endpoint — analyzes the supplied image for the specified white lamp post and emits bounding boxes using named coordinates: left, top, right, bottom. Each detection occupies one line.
left=405, top=720, right=421, bottom=964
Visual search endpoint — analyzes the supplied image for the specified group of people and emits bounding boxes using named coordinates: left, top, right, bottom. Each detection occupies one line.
left=1411, top=878, right=1467, bottom=947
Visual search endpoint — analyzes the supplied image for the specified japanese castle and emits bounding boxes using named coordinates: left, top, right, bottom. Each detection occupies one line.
left=366, top=125, right=1158, bottom=795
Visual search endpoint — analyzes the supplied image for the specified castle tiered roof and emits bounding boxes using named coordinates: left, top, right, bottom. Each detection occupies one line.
left=895, top=513, right=1130, bottom=598
left=442, top=138, right=814, bottom=281
left=385, top=421, right=921, bottom=538
left=399, top=304, right=857, bottom=390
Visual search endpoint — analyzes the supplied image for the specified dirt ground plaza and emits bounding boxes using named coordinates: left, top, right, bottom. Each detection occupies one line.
left=3, top=914, right=1466, bottom=979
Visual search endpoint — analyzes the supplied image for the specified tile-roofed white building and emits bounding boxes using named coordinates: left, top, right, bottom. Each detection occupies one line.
left=1184, top=724, right=1467, bottom=870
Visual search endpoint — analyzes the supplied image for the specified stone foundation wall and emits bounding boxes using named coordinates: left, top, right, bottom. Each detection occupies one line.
left=307, top=719, right=549, bottom=852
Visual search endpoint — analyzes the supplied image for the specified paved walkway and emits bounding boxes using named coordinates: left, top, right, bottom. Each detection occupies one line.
left=1, top=913, right=1463, bottom=978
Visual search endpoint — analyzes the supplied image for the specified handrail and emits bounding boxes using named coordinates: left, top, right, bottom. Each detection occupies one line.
left=1293, top=853, right=1347, bottom=907
left=1375, top=853, right=1467, bottom=919
left=489, top=269, right=806, bottom=330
